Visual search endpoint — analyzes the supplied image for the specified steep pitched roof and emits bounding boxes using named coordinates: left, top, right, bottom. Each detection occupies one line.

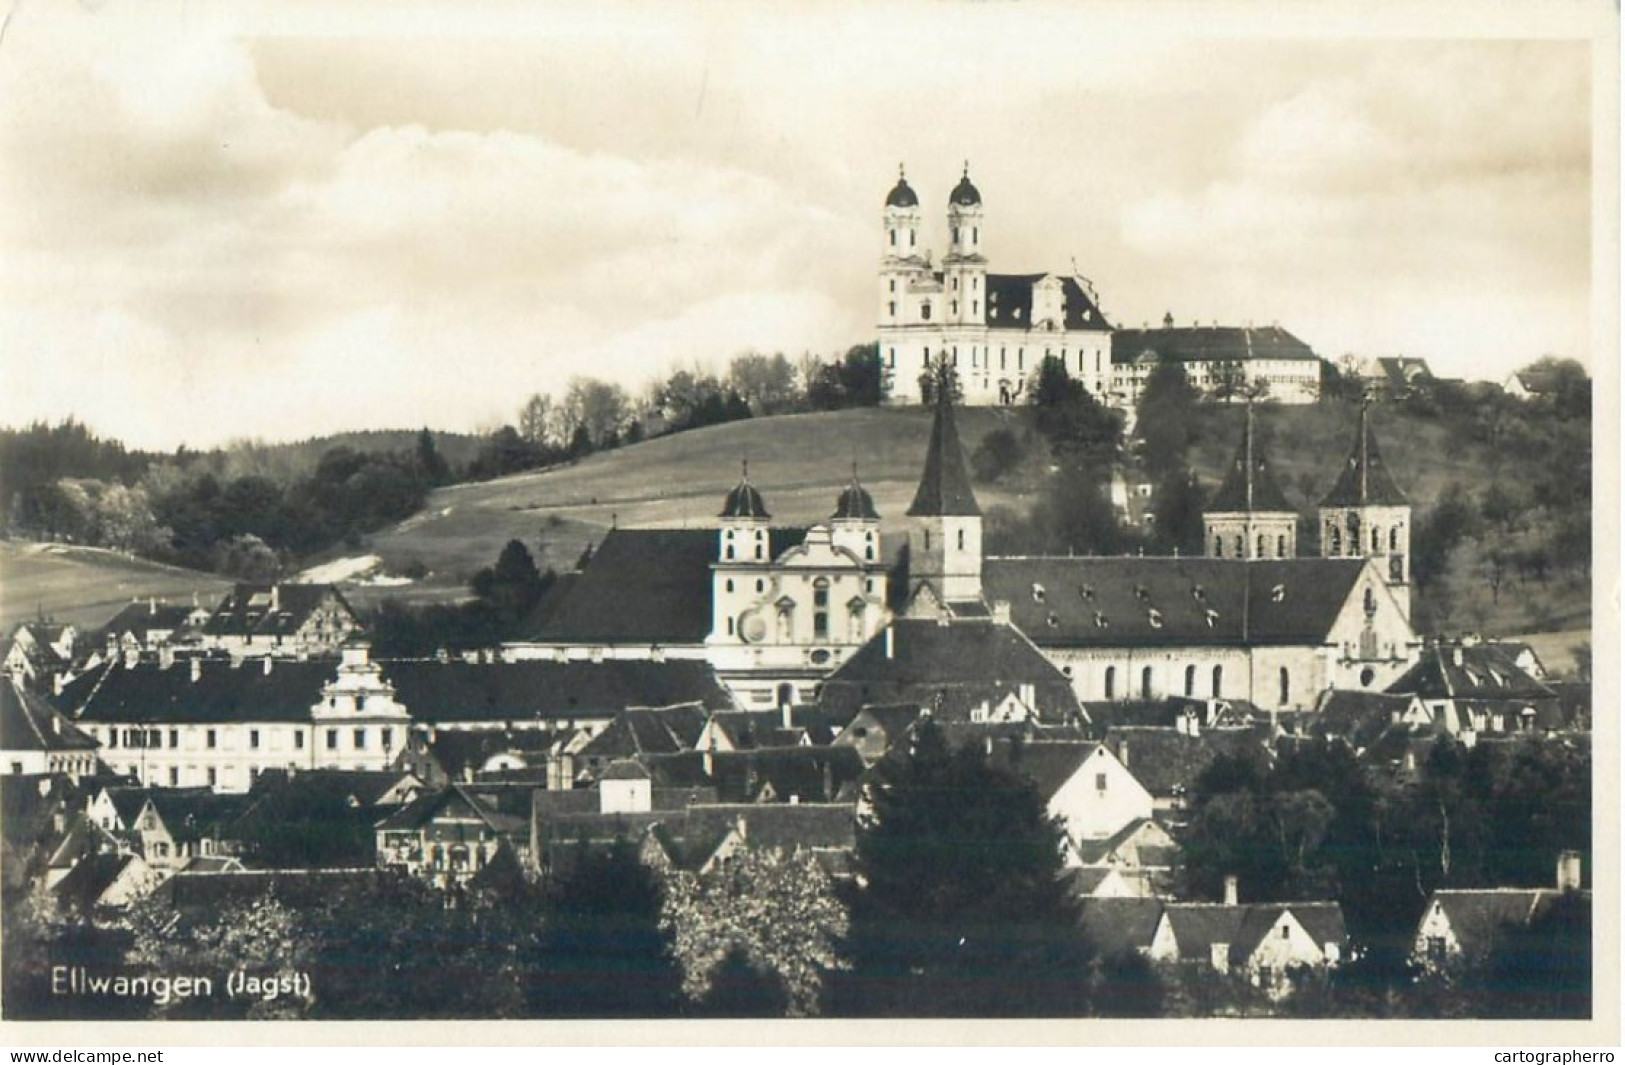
left=1312, top=690, right=1420, bottom=748
left=577, top=704, right=714, bottom=763
left=101, top=601, right=198, bottom=642
left=1104, top=726, right=1264, bottom=799
left=1386, top=643, right=1557, bottom=703
left=144, top=790, right=256, bottom=843
left=201, top=583, right=355, bottom=639
left=382, top=659, right=733, bottom=725
left=517, top=527, right=806, bottom=644
left=983, top=274, right=1112, bottom=332
left=58, top=659, right=334, bottom=724
left=1079, top=897, right=1166, bottom=956
left=375, top=783, right=528, bottom=836
left=1, top=679, right=98, bottom=752
left=1319, top=404, right=1408, bottom=507
left=1206, top=406, right=1296, bottom=514
left=817, top=617, right=1078, bottom=722
left=983, top=557, right=1370, bottom=648
left=53, top=852, right=143, bottom=911
left=1111, top=325, right=1317, bottom=365
left=1427, top=889, right=1567, bottom=957
left=641, top=745, right=866, bottom=804
left=987, top=739, right=1100, bottom=802
left=907, top=390, right=981, bottom=518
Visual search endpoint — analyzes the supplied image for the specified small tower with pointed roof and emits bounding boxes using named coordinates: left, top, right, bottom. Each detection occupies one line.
left=1204, top=403, right=1299, bottom=560
left=830, top=464, right=882, bottom=564
left=718, top=461, right=771, bottom=566
left=906, top=369, right=984, bottom=609
left=1318, top=401, right=1411, bottom=619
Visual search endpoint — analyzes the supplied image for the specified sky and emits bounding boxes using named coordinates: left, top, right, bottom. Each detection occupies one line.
left=0, top=1, right=1604, bottom=450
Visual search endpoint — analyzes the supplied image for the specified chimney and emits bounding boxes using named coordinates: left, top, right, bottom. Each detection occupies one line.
left=1019, top=683, right=1035, bottom=709
left=1119, top=740, right=1129, bottom=769
left=190, top=658, right=203, bottom=683
left=270, top=584, right=280, bottom=612
left=1223, top=874, right=1239, bottom=906
left=1461, top=728, right=1477, bottom=749
left=148, top=596, right=157, bottom=615
left=781, top=694, right=793, bottom=732
left=1557, top=851, right=1582, bottom=892
left=262, top=656, right=273, bottom=675
left=992, top=600, right=1011, bottom=625
left=884, top=626, right=894, bottom=660
left=702, top=743, right=715, bottom=778
left=53, top=672, right=65, bottom=696
left=1452, top=646, right=1463, bottom=667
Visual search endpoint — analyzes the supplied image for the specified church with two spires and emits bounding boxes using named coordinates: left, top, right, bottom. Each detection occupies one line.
left=509, top=388, right=1420, bottom=718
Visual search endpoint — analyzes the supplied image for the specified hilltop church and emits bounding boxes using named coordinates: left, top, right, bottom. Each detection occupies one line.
left=507, top=385, right=1420, bottom=716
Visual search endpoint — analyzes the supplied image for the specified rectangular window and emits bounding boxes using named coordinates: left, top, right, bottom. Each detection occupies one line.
left=207, top=767, right=217, bottom=786
left=206, top=729, right=217, bottom=749
left=168, top=729, right=178, bottom=749
left=249, top=729, right=260, bottom=749
left=354, top=728, right=366, bottom=750
left=1096, top=773, right=1108, bottom=792
left=382, top=728, right=394, bottom=750
left=294, top=732, right=305, bottom=750
left=108, top=730, right=118, bottom=750
left=168, top=767, right=179, bottom=786
left=327, top=729, right=338, bottom=750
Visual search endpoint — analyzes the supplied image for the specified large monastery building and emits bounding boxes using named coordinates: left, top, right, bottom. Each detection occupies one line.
left=877, top=169, right=1321, bottom=408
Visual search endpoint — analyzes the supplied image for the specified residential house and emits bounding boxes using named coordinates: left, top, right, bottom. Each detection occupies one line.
left=1411, top=852, right=1589, bottom=977
left=374, top=782, right=532, bottom=888
left=1078, top=896, right=1168, bottom=959
left=1101, top=721, right=1267, bottom=819
left=130, top=789, right=256, bottom=871
left=52, top=851, right=160, bottom=913
left=640, top=744, right=867, bottom=805
left=1072, top=817, right=1180, bottom=898
left=100, top=598, right=210, bottom=657
left=3, top=622, right=79, bottom=689
left=199, top=583, right=360, bottom=659
left=1147, top=879, right=1348, bottom=996
left=986, top=740, right=1154, bottom=861
left=831, top=704, right=925, bottom=765
left=1386, top=639, right=1563, bottom=737
left=2, top=678, right=100, bottom=778
left=1110, top=322, right=1321, bottom=406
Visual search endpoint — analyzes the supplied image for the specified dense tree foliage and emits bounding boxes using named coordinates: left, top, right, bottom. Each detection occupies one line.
left=827, top=720, right=1098, bottom=1017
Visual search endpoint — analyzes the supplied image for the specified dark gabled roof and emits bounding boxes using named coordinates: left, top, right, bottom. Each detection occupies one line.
left=577, top=704, right=714, bottom=763
left=249, top=768, right=420, bottom=808
left=1110, top=325, right=1317, bottom=365
left=103, top=786, right=154, bottom=829
left=517, top=526, right=804, bottom=644
left=1104, top=726, right=1264, bottom=799
left=375, top=783, right=527, bottom=836
left=1312, top=690, right=1419, bottom=748
left=2, top=679, right=98, bottom=752
left=1427, top=889, right=1569, bottom=957
left=1079, top=897, right=1166, bottom=956
left=818, top=617, right=1078, bottom=723
left=145, top=790, right=256, bottom=843
left=58, top=659, right=334, bottom=725
left=201, top=583, right=355, bottom=639
left=53, top=851, right=141, bottom=911
left=907, top=391, right=981, bottom=517
left=418, top=728, right=566, bottom=780
left=839, top=704, right=926, bottom=743
left=1073, top=817, right=1175, bottom=867
left=683, top=802, right=856, bottom=855
left=987, top=739, right=1100, bottom=803
left=1206, top=407, right=1296, bottom=514
left=705, top=711, right=807, bottom=751
left=983, top=557, right=1370, bottom=648
left=382, top=659, right=732, bottom=725
left=1386, top=644, right=1556, bottom=703
left=1319, top=405, right=1408, bottom=507
left=983, top=274, right=1111, bottom=333
left=158, top=868, right=391, bottom=911
left=641, top=745, right=866, bottom=804
left=101, top=601, right=198, bottom=640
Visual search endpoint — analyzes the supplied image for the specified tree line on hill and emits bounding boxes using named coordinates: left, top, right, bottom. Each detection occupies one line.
left=0, top=345, right=883, bottom=579
left=964, top=351, right=1590, bottom=638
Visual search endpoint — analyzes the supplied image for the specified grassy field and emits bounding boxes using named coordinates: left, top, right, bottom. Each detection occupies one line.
left=355, top=406, right=1038, bottom=594
left=0, top=542, right=230, bottom=632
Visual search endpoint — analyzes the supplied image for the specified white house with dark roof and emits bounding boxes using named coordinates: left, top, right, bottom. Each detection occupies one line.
left=1411, top=852, right=1588, bottom=977
left=1147, top=884, right=1349, bottom=997
left=1, top=678, right=100, bottom=778
left=198, top=583, right=360, bottom=659
left=877, top=167, right=1114, bottom=406
left=1111, top=320, right=1322, bottom=406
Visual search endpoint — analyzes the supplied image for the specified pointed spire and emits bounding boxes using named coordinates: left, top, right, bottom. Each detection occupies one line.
left=1208, top=402, right=1293, bottom=513
left=1320, top=399, right=1408, bottom=507
left=907, top=370, right=981, bottom=517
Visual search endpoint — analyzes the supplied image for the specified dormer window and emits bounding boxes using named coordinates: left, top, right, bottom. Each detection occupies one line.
left=1148, top=609, right=1164, bottom=628
left=1093, top=611, right=1108, bottom=628
left=1032, top=584, right=1046, bottom=603
left=1192, top=585, right=1205, bottom=600
left=1047, top=613, right=1059, bottom=628
left=1271, top=584, right=1286, bottom=603
left=1205, top=609, right=1220, bottom=627
left=1079, top=585, right=1094, bottom=600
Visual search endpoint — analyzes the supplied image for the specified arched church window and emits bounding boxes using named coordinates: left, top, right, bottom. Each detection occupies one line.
left=1141, top=666, right=1153, bottom=699
left=725, top=579, right=734, bottom=593
left=1256, top=535, right=1266, bottom=558
left=1363, top=587, right=1376, bottom=615
left=1214, top=536, right=1224, bottom=558
left=1390, top=526, right=1401, bottom=551
left=848, top=604, right=864, bottom=642
left=957, top=529, right=966, bottom=551
left=776, top=606, right=792, bottom=643
left=813, top=580, right=830, bottom=641
left=1328, top=525, right=1342, bottom=555
left=1372, top=527, right=1381, bottom=552
left=726, top=544, right=735, bottom=560
left=1104, top=667, right=1116, bottom=701
left=1277, top=535, right=1287, bottom=557
left=1184, top=664, right=1197, bottom=697
left=921, top=302, right=931, bottom=321
left=1234, top=536, right=1243, bottom=558
left=1279, top=667, right=1291, bottom=706
left=1211, top=665, right=1223, bottom=698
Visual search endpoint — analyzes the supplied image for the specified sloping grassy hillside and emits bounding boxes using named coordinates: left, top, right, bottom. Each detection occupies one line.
left=0, top=542, right=230, bottom=632
left=356, top=407, right=1036, bottom=596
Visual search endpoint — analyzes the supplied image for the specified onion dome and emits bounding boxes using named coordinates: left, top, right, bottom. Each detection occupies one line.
left=719, top=463, right=770, bottom=520
left=885, top=168, right=919, bottom=209
left=833, top=469, right=880, bottom=521
left=948, top=164, right=981, bottom=208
